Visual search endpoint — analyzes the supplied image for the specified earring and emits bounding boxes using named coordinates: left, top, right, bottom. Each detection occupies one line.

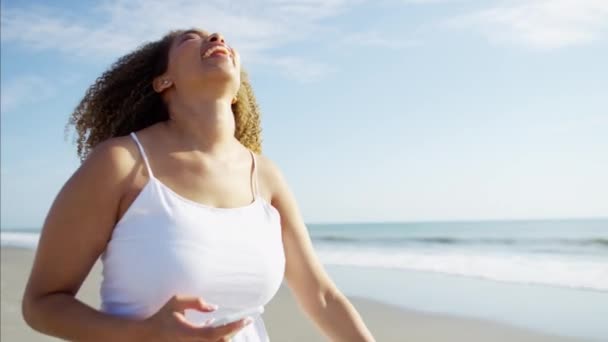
left=163, top=80, right=169, bottom=85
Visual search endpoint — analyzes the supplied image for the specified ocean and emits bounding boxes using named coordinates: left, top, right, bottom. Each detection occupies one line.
left=308, top=219, right=608, bottom=292
left=2, top=218, right=608, bottom=340
left=3, top=218, right=606, bottom=291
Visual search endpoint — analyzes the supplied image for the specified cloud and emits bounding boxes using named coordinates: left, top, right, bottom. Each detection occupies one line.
left=340, top=30, right=420, bottom=49
left=447, top=0, right=608, bottom=49
left=399, top=0, right=466, bottom=3
left=267, top=56, right=337, bottom=83
left=0, top=73, right=82, bottom=115
left=0, top=0, right=357, bottom=82
left=1, top=75, right=55, bottom=114
left=264, top=0, right=356, bottom=19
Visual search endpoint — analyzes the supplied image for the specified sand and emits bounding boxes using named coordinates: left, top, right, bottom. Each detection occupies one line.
left=1, top=247, right=584, bottom=341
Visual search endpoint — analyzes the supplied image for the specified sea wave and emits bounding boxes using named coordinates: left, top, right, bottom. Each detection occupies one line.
left=1, top=231, right=40, bottom=249
left=315, top=245, right=608, bottom=291
left=4, top=230, right=607, bottom=291
left=312, top=235, right=608, bottom=248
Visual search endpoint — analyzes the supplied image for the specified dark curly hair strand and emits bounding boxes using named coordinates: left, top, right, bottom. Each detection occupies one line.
left=66, top=29, right=263, bottom=161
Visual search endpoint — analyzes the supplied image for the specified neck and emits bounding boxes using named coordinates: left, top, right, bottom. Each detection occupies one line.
left=164, top=98, right=237, bottom=155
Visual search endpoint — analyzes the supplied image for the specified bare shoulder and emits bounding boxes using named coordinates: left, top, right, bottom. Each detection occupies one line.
left=79, top=135, right=139, bottom=177
left=53, top=134, right=142, bottom=230
left=253, top=153, right=288, bottom=202
left=22, top=134, right=144, bottom=302
left=46, top=134, right=145, bottom=236
left=254, top=153, right=282, bottom=177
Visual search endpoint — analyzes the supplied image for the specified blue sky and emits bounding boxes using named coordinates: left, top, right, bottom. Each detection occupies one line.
left=1, top=0, right=607, bottom=228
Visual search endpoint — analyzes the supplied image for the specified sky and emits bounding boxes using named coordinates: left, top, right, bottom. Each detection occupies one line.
left=1, top=0, right=607, bottom=229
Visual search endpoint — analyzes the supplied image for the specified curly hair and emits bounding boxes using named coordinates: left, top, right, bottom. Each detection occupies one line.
left=66, top=29, right=263, bottom=161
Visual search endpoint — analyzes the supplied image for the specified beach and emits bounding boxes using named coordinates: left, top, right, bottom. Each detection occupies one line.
left=1, top=247, right=590, bottom=342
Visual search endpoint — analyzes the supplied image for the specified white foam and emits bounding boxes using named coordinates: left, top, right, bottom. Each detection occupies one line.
left=1, top=231, right=40, bottom=249
left=315, top=245, right=608, bottom=291
left=3, top=230, right=606, bottom=291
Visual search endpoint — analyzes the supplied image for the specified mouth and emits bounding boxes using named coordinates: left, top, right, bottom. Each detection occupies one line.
left=201, top=44, right=232, bottom=60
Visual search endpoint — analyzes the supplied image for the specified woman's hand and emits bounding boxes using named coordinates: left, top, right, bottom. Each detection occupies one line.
left=142, top=295, right=252, bottom=341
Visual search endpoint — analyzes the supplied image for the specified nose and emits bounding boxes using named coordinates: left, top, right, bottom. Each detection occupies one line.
left=207, top=32, right=226, bottom=44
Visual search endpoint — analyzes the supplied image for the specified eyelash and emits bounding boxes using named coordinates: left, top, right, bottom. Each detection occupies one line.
left=182, top=34, right=200, bottom=42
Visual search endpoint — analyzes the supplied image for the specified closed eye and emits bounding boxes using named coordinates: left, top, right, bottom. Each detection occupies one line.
left=185, top=34, right=199, bottom=40
left=179, top=33, right=202, bottom=44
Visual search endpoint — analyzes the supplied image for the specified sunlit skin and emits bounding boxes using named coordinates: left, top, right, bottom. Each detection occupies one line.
left=21, top=28, right=376, bottom=342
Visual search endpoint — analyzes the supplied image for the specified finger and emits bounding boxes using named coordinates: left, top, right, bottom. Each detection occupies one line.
left=173, top=311, right=200, bottom=330
left=204, top=317, right=253, bottom=340
left=171, top=295, right=218, bottom=313
left=223, top=329, right=240, bottom=342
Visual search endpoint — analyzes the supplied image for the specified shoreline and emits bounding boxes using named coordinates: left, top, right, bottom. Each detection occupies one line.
left=1, top=247, right=591, bottom=341
left=324, top=264, right=608, bottom=341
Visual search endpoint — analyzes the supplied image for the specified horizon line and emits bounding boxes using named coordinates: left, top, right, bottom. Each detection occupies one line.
left=2, top=216, right=607, bottom=231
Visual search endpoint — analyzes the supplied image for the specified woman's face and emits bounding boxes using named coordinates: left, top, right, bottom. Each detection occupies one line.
left=161, top=29, right=241, bottom=98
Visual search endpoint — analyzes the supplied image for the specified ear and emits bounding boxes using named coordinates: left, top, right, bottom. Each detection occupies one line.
left=153, top=76, right=172, bottom=93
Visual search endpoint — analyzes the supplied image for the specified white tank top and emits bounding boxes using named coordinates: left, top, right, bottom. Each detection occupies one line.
left=100, top=132, right=286, bottom=341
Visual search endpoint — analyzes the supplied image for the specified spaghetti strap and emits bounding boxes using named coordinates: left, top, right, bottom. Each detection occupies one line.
left=250, top=150, right=260, bottom=199
left=101, top=141, right=284, bottom=342
left=129, top=132, right=154, bottom=178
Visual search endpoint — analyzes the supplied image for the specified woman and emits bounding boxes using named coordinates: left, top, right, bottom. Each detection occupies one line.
left=21, top=28, right=375, bottom=341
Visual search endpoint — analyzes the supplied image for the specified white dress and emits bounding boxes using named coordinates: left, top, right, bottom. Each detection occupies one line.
left=99, top=132, right=286, bottom=341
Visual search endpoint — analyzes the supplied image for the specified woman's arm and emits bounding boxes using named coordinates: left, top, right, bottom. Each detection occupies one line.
left=21, top=137, right=149, bottom=341
left=262, top=156, right=375, bottom=342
